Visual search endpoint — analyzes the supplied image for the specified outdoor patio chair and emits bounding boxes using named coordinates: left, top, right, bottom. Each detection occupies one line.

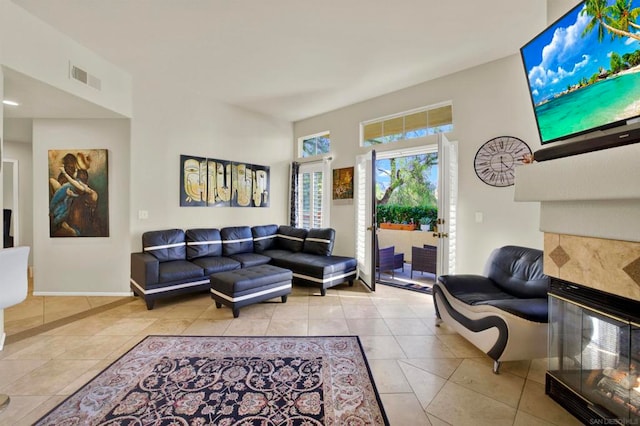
left=375, top=235, right=404, bottom=279
left=411, top=244, right=437, bottom=278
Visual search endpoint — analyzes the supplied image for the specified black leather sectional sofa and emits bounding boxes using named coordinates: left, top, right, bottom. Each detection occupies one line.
left=130, top=224, right=358, bottom=309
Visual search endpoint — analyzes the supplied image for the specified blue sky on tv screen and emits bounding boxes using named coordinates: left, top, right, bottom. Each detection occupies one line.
left=521, top=0, right=640, bottom=105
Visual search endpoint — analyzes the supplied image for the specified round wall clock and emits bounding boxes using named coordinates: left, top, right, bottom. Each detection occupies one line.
left=474, top=136, right=532, bottom=187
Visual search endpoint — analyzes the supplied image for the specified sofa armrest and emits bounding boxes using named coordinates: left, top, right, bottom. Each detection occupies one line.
left=437, top=274, right=492, bottom=288
left=436, top=274, right=510, bottom=305
left=131, top=252, right=159, bottom=287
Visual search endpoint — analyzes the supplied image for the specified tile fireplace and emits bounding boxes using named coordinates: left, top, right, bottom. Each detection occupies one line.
left=514, top=141, right=640, bottom=424
left=547, top=276, right=640, bottom=424
left=543, top=233, right=640, bottom=424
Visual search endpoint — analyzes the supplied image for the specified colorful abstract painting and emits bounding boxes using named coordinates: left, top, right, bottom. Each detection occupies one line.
left=332, top=166, right=354, bottom=200
left=48, top=149, right=109, bottom=237
left=180, top=155, right=208, bottom=207
left=231, top=162, right=270, bottom=207
left=180, top=155, right=269, bottom=207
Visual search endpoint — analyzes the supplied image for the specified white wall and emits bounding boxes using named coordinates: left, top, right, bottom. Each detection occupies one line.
left=129, top=79, right=293, bottom=252
left=1, top=0, right=133, bottom=295
left=0, top=1, right=293, bottom=296
left=295, top=55, right=544, bottom=274
left=548, top=0, right=579, bottom=22
left=1, top=0, right=552, bottom=296
left=515, top=140, right=640, bottom=242
left=2, top=159, right=11, bottom=209
left=32, top=119, right=130, bottom=295
left=6, top=88, right=292, bottom=295
left=0, top=67, right=4, bottom=249
left=4, top=139, right=33, bottom=262
left=0, top=0, right=132, bottom=117
left=3, top=118, right=32, bottom=143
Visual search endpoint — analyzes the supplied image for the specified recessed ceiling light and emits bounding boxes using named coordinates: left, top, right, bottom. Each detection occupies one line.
left=2, top=100, right=19, bottom=106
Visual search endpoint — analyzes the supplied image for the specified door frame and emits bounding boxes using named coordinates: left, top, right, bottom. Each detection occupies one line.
left=355, top=150, right=376, bottom=290
left=356, top=135, right=457, bottom=287
left=2, top=158, right=19, bottom=247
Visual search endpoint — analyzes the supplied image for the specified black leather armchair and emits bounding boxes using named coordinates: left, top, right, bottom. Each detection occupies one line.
left=433, top=245, right=549, bottom=373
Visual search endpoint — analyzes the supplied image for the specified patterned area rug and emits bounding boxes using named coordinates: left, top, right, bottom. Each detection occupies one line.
left=35, top=335, right=389, bottom=425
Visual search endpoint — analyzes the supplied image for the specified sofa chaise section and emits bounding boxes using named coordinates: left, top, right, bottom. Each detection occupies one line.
left=260, top=226, right=357, bottom=296
left=277, top=252, right=357, bottom=296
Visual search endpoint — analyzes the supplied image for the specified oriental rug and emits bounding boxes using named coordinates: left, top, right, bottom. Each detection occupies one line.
left=35, top=335, right=389, bottom=426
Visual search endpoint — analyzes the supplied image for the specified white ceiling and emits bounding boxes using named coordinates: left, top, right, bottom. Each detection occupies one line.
left=6, top=0, right=548, bottom=122
left=2, top=67, right=124, bottom=119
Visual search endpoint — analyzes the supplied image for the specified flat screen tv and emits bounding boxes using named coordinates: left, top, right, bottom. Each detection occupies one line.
left=520, top=0, right=640, bottom=159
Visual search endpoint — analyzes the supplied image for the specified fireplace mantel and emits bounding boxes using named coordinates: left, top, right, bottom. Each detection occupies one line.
left=514, top=143, right=640, bottom=243
left=513, top=143, right=640, bottom=300
left=514, top=143, right=640, bottom=202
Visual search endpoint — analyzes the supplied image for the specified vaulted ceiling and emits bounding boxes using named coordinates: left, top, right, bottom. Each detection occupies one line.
left=8, top=0, right=548, bottom=122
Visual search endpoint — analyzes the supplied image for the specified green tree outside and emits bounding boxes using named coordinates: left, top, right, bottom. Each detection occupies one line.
left=375, top=153, right=438, bottom=227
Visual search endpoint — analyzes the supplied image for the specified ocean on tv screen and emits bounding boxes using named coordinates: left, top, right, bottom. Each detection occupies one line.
left=535, top=72, right=640, bottom=143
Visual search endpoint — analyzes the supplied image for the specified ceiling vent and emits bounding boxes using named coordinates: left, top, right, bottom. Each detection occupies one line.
left=69, top=63, right=102, bottom=91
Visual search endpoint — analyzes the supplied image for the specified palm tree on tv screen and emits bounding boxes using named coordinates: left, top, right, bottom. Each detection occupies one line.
left=609, top=0, right=640, bottom=31
left=582, top=0, right=640, bottom=41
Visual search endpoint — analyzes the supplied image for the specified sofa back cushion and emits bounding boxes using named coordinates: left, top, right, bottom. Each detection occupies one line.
left=252, top=224, right=279, bottom=253
left=221, top=226, right=254, bottom=256
left=276, top=226, right=308, bottom=252
left=142, top=229, right=186, bottom=262
left=303, top=228, right=335, bottom=256
left=185, top=228, right=222, bottom=259
left=485, top=245, right=549, bottom=299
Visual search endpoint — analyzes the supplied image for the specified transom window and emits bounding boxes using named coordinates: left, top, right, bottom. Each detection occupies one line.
left=362, top=103, right=453, bottom=146
left=300, top=132, right=331, bottom=158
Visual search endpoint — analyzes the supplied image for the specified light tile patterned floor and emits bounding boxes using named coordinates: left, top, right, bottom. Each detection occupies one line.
left=0, top=282, right=581, bottom=425
left=4, top=279, right=128, bottom=336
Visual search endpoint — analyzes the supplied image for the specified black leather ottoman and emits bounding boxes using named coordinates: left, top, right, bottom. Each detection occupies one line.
left=210, top=264, right=292, bottom=318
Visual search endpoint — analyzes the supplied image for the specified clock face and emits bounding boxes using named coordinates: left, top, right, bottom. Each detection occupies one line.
left=474, top=136, right=532, bottom=187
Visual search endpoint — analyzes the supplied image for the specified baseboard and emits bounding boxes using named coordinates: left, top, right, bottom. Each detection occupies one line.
left=5, top=297, right=136, bottom=346
left=33, top=291, right=134, bottom=297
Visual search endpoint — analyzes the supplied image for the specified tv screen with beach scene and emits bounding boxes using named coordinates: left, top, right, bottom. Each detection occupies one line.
left=520, top=0, right=640, bottom=145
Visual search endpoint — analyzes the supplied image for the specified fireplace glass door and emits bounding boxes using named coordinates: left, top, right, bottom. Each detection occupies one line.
left=549, top=294, right=640, bottom=422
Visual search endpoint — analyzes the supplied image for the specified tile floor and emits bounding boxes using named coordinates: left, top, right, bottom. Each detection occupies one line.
left=4, top=280, right=128, bottom=336
left=0, top=281, right=581, bottom=426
